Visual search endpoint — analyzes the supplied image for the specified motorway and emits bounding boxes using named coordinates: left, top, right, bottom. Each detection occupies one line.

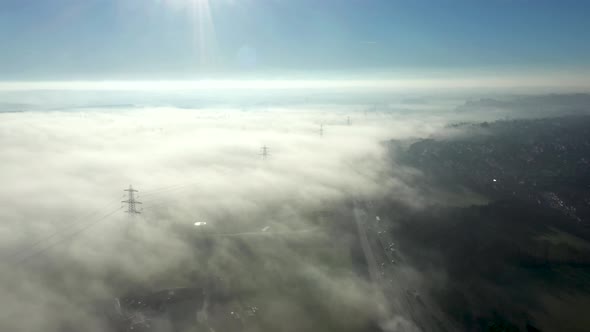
left=352, top=199, right=456, bottom=332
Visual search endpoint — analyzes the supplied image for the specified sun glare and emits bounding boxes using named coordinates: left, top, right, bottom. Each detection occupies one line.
left=161, top=0, right=218, bottom=68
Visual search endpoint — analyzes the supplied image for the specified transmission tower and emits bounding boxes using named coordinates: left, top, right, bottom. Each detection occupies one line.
left=347, top=116, right=351, bottom=126
left=319, top=124, right=324, bottom=137
left=260, top=145, right=270, bottom=160
left=122, top=185, right=142, bottom=214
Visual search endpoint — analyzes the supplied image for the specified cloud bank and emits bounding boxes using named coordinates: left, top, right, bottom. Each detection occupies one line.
left=2, top=90, right=588, bottom=331
left=0, top=101, right=454, bottom=331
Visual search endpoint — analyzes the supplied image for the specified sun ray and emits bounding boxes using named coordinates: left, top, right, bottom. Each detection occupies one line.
left=190, top=0, right=219, bottom=70
left=160, top=0, right=219, bottom=70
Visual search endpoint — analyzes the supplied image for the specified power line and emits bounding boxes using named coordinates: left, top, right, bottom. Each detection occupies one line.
left=14, top=207, right=122, bottom=265
left=140, top=181, right=201, bottom=199
left=140, top=182, right=198, bottom=197
left=3, top=197, right=123, bottom=262
left=203, top=228, right=316, bottom=237
left=10, top=186, right=142, bottom=265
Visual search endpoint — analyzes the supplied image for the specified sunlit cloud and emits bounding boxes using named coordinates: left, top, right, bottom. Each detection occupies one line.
left=0, top=75, right=589, bottom=92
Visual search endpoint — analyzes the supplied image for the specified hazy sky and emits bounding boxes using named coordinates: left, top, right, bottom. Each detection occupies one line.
left=1, top=0, right=590, bottom=80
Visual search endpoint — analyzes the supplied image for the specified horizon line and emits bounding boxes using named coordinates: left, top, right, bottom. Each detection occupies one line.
left=0, top=76, right=589, bottom=92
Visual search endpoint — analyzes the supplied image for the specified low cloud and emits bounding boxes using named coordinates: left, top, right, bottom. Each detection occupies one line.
left=2, top=91, right=586, bottom=331
left=0, top=102, right=453, bottom=331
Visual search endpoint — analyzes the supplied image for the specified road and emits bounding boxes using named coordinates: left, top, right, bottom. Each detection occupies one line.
left=351, top=198, right=456, bottom=332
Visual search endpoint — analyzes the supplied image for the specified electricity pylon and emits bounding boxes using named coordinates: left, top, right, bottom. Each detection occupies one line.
left=319, top=124, right=324, bottom=137
left=122, top=185, right=142, bottom=214
left=347, top=116, right=351, bottom=126
left=260, top=145, right=270, bottom=160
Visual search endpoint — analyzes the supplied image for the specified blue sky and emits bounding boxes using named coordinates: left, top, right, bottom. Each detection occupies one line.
left=1, top=0, right=589, bottom=80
